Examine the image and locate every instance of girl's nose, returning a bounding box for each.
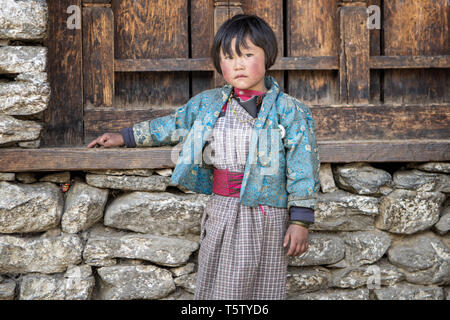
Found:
[233,57,245,69]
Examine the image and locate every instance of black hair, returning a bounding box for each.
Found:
[210,14,278,75]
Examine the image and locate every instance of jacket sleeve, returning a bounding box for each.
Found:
[131,92,203,147]
[281,96,321,211]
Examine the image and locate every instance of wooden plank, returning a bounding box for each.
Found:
[42,0,83,147]
[115,58,214,72]
[384,0,450,103]
[1,140,449,172]
[191,0,215,96]
[112,0,189,108]
[371,55,450,69]
[313,104,450,141]
[82,103,450,142]
[287,0,340,104]
[368,0,382,104]
[82,6,114,108]
[114,56,339,72]
[339,4,370,104]
[241,0,285,90]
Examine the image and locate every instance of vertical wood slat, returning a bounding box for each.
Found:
[82,6,114,108]
[42,0,83,147]
[287,0,339,104]
[338,2,370,104]
[191,0,215,96]
[368,0,381,103]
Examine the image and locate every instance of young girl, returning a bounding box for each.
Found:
[87,14,320,300]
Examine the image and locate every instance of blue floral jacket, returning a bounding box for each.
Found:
[131,76,320,212]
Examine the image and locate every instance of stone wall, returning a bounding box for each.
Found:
[0,162,448,300]
[0,0,49,148]
[0,0,448,300]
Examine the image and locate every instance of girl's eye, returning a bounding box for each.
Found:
[246,53,253,57]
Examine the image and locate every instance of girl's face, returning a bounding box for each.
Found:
[219,37,267,92]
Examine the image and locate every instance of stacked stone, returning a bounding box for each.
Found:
[0,163,448,300]
[0,0,49,148]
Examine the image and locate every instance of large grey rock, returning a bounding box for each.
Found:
[170,262,195,278]
[104,192,208,236]
[289,288,369,300]
[286,266,330,297]
[61,181,108,233]
[406,162,450,174]
[373,282,444,300]
[333,162,392,195]
[0,46,46,74]
[0,0,48,40]
[387,233,450,285]
[86,173,170,192]
[311,190,379,231]
[0,181,63,233]
[319,163,337,193]
[83,231,199,267]
[289,232,345,266]
[343,230,391,266]
[96,265,176,300]
[19,265,95,300]
[0,114,42,145]
[330,259,404,289]
[393,169,450,193]
[0,234,83,274]
[375,189,445,234]
[0,72,49,115]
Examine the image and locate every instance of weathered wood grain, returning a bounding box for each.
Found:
[42,0,83,147]
[82,6,114,108]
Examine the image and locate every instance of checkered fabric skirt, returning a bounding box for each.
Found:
[194,97,290,300]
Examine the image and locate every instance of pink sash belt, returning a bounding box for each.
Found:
[212,168,243,198]
[212,168,266,215]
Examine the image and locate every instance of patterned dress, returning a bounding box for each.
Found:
[194,92,290,300]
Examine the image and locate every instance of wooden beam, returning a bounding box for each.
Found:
[0,140,449,172]
[83,103,450,142]
[370,55,450,69]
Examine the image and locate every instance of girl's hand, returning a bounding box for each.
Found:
[283,224,309,256]
[87,133,125,148]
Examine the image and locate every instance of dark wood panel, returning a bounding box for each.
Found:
[287,0,339,104]
[42,0,83,147]
[112,0,189,107]
[82,6,114,108]
[371,56,450,69]
[384,0,450,103]
[1,140,449,172]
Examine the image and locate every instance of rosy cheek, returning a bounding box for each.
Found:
[248,60,265,78]
[220,62,232,82]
